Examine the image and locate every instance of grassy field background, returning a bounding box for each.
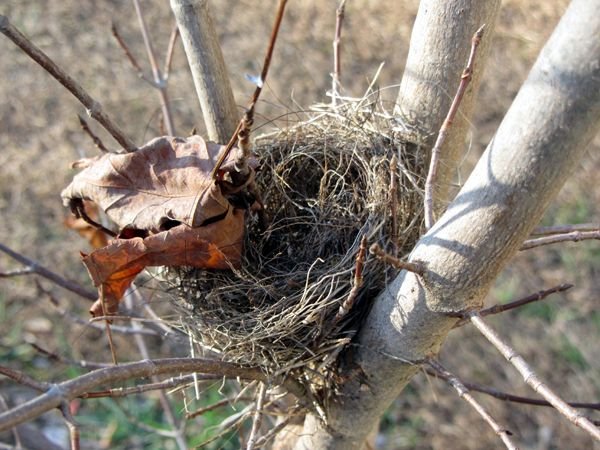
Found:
[0,0,598,449]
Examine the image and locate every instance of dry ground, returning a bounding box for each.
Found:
[0,1,598,449]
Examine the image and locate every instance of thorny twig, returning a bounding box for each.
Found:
[452,284,573,326]
[331,0,347,106]
[211,0,288,179]
[428,360,518,450]
[469,313,600,441]
[424,367,600,410]
[0,15,136,151]
[424,24,485,230]
[335,235,368,322]
[77,115,109,153]
[246,382,268,450]
[520,230,600,250]
[369,243,425,275]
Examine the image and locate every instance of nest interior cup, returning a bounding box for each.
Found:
[169,105,425,376]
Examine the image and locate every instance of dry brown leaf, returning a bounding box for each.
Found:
[62,135,246,232]
[62,135,255,317]
[85,209,244,317]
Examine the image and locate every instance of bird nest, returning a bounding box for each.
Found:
[167,100,426,378]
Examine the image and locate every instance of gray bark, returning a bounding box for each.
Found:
[170,0,238,143]
[296,0,600,447]
[395,0,501,217]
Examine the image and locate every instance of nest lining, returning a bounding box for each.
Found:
[167,103,426,375]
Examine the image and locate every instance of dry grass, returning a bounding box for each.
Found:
[0,0,598,449]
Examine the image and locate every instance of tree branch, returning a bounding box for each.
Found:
[0,358,267,432]
[169,0,238,143]
[470,313,600,440]
[0,15,136,152]
[295,0,600,446]
[520,230,600,250]
[427,360,518,450]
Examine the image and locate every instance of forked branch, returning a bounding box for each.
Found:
[428,360,518,450]
[0,15,136,152]
[470,313,600,441]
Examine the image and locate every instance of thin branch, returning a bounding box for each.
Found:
[531,223,600,236]
[163,24,180,81]
[335,235,368,322]
[0,365,49,392]
[423,367,600,410]
[331,0,347,106]
[111,23,154,85]
[186,395,251,420]
[452,284,573,325]
[77,115,109,153]
[369,243,425,275]
[0,268,34,278]
[0,15,136,151]
[0,243,97,301]
[0,358,268,432]
[132,0,175,135]
[246,382,267,450]
[520,230,600,250]
[424,24,486,230]
[0,395,22,449]
[124,290,187,450]
[211,0,288,179]
[428,360,518,450]
[389,154,399,254]
[470,313,600,441]
[253,406,303,448]
[60,404,81,450]
[82,374,217,398]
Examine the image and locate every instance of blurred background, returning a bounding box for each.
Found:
[0,0,598,448]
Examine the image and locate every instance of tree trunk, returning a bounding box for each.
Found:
[170,0,238,143]
[295,0,600,447]
[395,0,501,217]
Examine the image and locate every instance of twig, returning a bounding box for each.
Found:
[0,15,136,151]
[0,358,268,432]
[77,115,109,153]
[389,154,399,254]
[531,223,600,236]
[132,0,175,135]
[110,23,153,85]
[186,395,251,420]
[335,235,368,322]
[82,374,217,398]
[60,404,81,450]
[0,365,49,392]
[331,0,347,106]
[69,198,117,237]
[469,313,600,441]
[253,406,303,447]
[520,230,600,250]
[163,24,180,80]
[0,242,97,301]
[124,290,187,450]
[424,367,600,410]
[424,24,485,230]
[369,243,425,275]
[246,382,268,450]
[29,342,112,370]
[428,360,518,450]
[452,284,573,325]
[0,268,34,278]
[211,0,288,179]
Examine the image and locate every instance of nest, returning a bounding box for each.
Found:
[167,99,426,379]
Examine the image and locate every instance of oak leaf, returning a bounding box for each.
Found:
[61,135,254,317]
